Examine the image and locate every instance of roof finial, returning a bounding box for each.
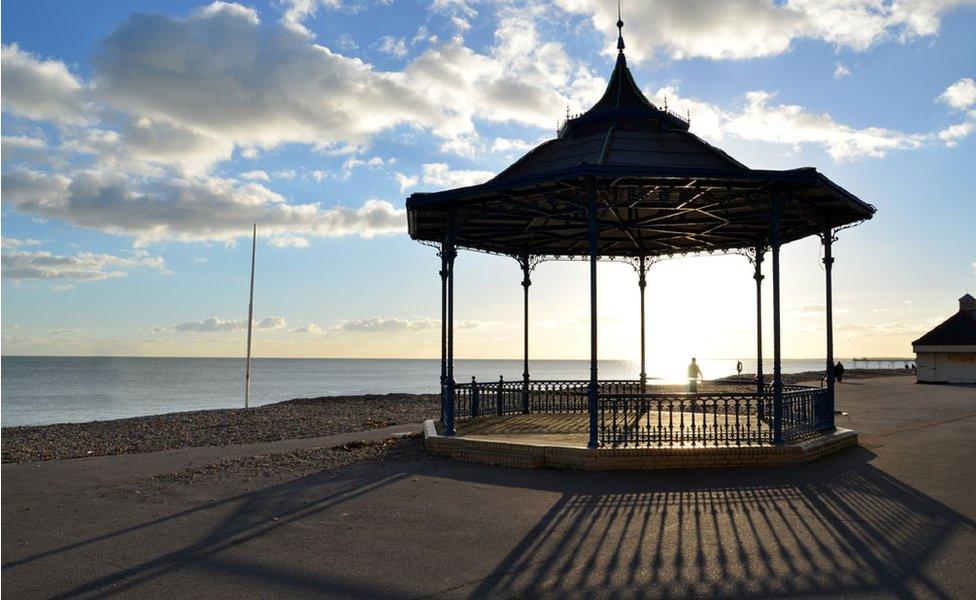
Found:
[616,1,625,54]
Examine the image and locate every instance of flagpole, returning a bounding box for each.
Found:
[245,223,256,409]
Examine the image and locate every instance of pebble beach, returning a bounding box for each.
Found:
[1,393,437,464]
[1,369,910,465]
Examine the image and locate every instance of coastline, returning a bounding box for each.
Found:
[1,393,437,464]
[1,369,912,464]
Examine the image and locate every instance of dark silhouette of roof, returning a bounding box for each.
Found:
[406,18,875,258]
[493,50,741,180]
[913,309,976,346]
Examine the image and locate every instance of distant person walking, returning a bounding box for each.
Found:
[687,357,703,392]
[736,360,743,377]
[834,361,845,383]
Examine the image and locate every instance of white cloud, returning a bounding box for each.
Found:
[278,0,343,36]
[653,86,727,141]
[430,0,479,32]
[267,235,311,248]
[394,172,420,192]
[240,170,271,181]
[1,134,48,163]
[3,1,601,252]
[938,121,975,147]
[1,167,406,244]
[292,323,324,334]
[555,0,976,62]
[836,321,925,338]
[490,137,536,154]
[195,1,260,24]
[403,4,600,137]
[92,6,448,152]
[170,315,286,333]
[660,86,936,161]
[8,0,968,258]
[119,117,234,175]
[1,44,89,124]
[376,36,408,58]
[2,247,167,282]
[411,25,437,46]
[335,316,484,332]
[57,118,234,177]
[258,316,288,329]
[273,169,297,180]
[336,317,440,333]
[725,91,926,160]
[938,77,976,110]
[1,238,43,249]
[335,33,358,52]
[834,63,851,79]
[420,162,493,190]
[340,156,391,178]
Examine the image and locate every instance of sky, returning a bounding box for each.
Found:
[1,0,975,367]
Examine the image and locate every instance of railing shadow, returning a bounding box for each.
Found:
[6,444,974,599]
[5,468,410,599]
[446,447,975,599]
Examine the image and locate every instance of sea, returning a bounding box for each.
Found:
[0,356,912,427]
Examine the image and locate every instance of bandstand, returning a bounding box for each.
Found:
[406,18,874,466]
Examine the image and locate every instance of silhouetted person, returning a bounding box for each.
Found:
[834,361,845,383]
[736,360,743,377]
[687,357,703,392]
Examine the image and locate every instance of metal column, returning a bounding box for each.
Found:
[770,199,784,445]
[754,246,765,395]
[638,256,647,393]
[443,214,458,436]
[823,229,836,429]
[439,246,448,424]
[587,181,599,449]
[520,254,531,414]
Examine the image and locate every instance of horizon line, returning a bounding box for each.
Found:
[0,354,916,361]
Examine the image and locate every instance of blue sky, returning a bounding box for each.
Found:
[2,0,974,365]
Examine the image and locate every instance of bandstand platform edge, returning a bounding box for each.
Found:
[423,418,858,471]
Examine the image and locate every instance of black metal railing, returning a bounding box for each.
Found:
[453,378,641,419]
[449,377,833,447]
[599,392,772,447]
[782,387,832,442]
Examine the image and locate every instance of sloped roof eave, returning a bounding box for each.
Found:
[912,312,976,346]
[406,163,876,218]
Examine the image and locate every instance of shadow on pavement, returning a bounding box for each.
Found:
[5,467,411,599]
[5,444,975,599]
[441,447,975,599]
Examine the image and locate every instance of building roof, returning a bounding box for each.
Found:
[406,19,875,259]
[913,310,976,346]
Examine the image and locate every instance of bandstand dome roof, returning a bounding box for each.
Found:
[406,21,875,259]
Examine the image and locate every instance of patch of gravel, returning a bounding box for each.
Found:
[2,393,437,464]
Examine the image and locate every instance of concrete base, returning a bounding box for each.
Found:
[423,419,858,470]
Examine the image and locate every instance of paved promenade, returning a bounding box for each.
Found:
[3,377,975,599]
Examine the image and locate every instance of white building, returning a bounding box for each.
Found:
[912,294,976,384]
